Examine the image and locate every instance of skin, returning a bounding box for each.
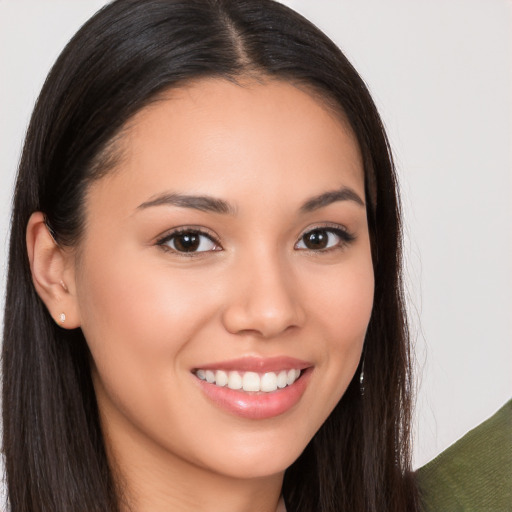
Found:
[27,79,374,512]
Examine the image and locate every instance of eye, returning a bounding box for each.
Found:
[157,229,220,254]
[295,227,354,251]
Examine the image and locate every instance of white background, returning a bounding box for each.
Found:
[0,0,510,470]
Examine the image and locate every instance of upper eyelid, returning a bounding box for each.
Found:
[155,228,222,257]
[294,224,355,251]
[297,222,352,238]
[156,226,220,244]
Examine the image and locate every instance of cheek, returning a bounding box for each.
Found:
[302,249,374,407]
[77,245,213,350]
[306,252,374,343]
[75,245,219,408]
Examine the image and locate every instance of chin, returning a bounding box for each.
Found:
[211,454,297,480]
[196,429,310,480]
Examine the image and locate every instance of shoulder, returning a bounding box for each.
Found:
[416,400,512,511]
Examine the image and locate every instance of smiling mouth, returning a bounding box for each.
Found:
[194,369,302,393]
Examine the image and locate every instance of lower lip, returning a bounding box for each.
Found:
[196,368,312,420]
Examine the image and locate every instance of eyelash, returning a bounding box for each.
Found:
[295,225,355,253]
[156,224,355,256]
[156,228,221,256]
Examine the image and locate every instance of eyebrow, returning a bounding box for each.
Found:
[299,187,365,213]
[137,186,365,215]
[137,193,236,215]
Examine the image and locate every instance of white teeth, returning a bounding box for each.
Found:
[242,371,260,391]
[227,371,242,390]
[260,372,278,392]
[215,370,228,387]
[277,370,288,389]
[196,368,302,392]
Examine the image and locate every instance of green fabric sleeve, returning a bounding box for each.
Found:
[416,399,512,511]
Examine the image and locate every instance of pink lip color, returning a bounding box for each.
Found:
[193,357,313,420]
[194,355,311,373]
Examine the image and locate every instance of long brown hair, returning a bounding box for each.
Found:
[3,1,418,510]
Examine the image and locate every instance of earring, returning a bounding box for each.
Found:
[359,358,365,396]
[59,313,66,325]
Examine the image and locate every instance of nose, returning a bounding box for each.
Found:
[221,252,305,339]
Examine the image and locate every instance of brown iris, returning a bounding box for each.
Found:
[302,229,329,250]
[173,231,201,252]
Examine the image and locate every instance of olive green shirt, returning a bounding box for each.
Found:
[416,400,512,511]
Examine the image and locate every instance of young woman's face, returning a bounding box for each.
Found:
[73,79,374,481]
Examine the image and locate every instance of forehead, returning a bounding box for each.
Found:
[88,78,364,215]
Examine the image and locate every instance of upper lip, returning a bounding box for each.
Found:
[193,356,312,373]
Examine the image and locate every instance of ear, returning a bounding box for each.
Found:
[26,212,81,329]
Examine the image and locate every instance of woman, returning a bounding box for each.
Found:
[2,1,418,511]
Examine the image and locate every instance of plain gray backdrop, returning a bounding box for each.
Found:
[0,0,510,471]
